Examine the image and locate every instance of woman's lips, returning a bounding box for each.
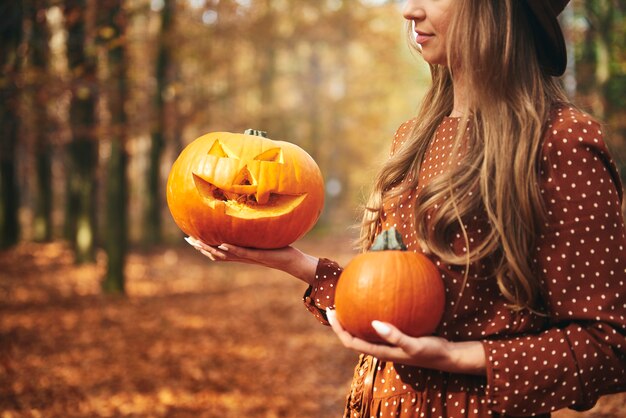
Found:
[415,32,433,44]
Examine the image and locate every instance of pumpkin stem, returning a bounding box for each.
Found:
[244,129,268,138]
[370,227,407,251]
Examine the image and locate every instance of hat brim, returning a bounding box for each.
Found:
[525,0,567,76]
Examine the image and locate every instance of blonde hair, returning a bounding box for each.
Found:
[359,0,569,312]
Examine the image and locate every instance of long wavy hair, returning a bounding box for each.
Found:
[359,0,569,312]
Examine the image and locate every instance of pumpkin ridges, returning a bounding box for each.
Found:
[335,231,446,344]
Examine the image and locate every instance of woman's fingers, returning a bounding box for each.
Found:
[371,320,413,351]
[184,237,262,263]
[219,243,250,260]
[326,309,372,351]
[183,237,301,273]
[326,309,358,346]
[326,309,411,361]
[185,236,227,260]
[199,248,216,261]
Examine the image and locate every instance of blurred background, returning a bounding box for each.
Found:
[0,0,624,417]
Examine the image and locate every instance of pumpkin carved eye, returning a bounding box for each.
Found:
[254,147,283,163]
[207,139,234,158]
[193,140,301,208]
[208,139,283,163]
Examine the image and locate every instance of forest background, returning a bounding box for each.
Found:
[1,0,625,417]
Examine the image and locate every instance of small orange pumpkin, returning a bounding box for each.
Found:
[334,228,445,343]
[166,129,324,249]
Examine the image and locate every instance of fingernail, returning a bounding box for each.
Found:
[217,244,229,251]
[201,250,216,261]
[371,320,391,337]
[326,308,336,322]
[185,238,203,251]
[185,237,201,250]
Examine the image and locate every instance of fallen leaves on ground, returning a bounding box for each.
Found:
[0,236,357,418]
[0,237,623,417]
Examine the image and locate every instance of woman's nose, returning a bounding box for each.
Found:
[402,0,426,21]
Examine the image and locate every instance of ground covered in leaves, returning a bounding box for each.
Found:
[1,236,624,417]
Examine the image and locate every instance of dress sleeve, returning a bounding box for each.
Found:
[483,111,626,416]
[303,258,343,325]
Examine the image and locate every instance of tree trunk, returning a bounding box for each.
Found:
[103,139,127,293]
[306,44,322,165]
[30,0,53,242]
[0,1,24,249]
[324,2,351,225]
[257,0,276,134]
[99,0,129,293]
[145,0,175,245]
[580,0,626,185]
[63,0,98,264]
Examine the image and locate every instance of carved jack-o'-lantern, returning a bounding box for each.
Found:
[166,129,325,249]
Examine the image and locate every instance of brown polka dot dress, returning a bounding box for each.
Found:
[303,104,626,417]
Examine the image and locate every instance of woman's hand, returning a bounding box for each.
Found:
[326,309,486,376]
[184,236,319,285]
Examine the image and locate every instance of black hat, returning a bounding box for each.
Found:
[525,0,571,76]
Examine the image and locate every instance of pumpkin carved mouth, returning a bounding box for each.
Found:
[192,173,307,219]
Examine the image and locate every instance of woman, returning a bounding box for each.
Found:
[186,0,626,416]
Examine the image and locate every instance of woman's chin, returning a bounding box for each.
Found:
[420,51,447,66]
